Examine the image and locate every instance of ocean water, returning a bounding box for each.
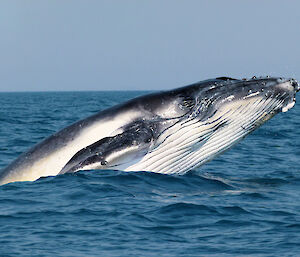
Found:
[0,91,299,257]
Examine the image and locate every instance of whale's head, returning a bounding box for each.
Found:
[137,76,299,174]
[187,76,299,126]
[193,76,298,117]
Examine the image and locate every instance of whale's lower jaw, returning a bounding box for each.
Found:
[124,96,289,174]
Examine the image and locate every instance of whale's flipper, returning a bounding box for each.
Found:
[59,121,155,174]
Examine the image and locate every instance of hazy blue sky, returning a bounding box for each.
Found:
[0,0,299,91]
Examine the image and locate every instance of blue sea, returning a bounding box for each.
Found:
[0,91,299,257]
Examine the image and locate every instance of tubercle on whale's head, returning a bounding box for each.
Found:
[243,77,298,114]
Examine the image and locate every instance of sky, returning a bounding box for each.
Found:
[0,0,299,91]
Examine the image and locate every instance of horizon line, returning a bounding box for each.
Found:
[0,89,155,93]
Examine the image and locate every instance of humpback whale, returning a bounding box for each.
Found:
[0,77,298,185]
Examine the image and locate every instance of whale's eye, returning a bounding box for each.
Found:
[179,95,195,110]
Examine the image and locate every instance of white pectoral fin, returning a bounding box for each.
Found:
[59,122,154,174]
